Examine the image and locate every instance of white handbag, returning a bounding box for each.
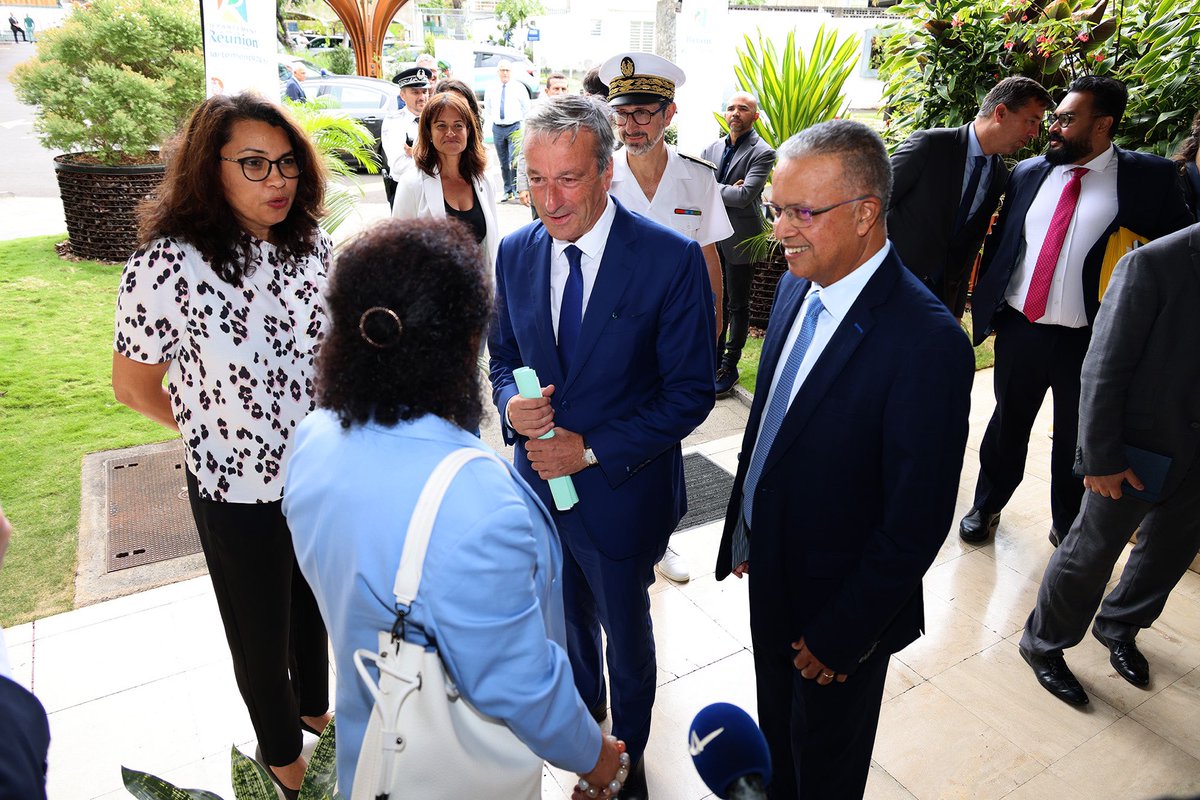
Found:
[350,448,544,800]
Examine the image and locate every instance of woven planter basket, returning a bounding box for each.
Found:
[54,154,165,262]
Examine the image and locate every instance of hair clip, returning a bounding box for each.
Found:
[359,306,402,348]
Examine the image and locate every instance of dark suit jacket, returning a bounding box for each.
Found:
[887,125,1007,317]
[714,248,974,674]
[970,147,1192,345]
[1075,223,1200,498]
[0,676,49,800]
[489,199,716,560]
[701,131,777,264]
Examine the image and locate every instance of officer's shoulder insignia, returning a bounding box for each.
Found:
[679,152,717,171]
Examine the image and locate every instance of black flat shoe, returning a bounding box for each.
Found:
[1093,629,1150,687]
[1020,645,1088,706]
[254,745,300,800]
[959,508,1001,543]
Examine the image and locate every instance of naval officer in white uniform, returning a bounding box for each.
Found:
[600,51,732,585]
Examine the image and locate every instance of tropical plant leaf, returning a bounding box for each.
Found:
[230,746,278,800]
[283,100,378,234]
[120,766,223,800]
[298,716,340,800]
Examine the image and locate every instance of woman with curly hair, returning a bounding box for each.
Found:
[391,90,500,272]
[284,218,628,799]
[111,92,331,799]
[1171,110,1200,222]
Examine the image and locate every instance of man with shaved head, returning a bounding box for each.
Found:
[703,92,776,395]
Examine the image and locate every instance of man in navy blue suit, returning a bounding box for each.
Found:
[960,75,1192,547]
[715,121,974,799]
[489,94,716,799]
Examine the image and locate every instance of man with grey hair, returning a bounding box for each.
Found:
[716,120,973,798]
[888,76,1053,317]
[484,59,531,200]
[489,94,716,799]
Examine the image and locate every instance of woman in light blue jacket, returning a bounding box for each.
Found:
[283,218,624,798]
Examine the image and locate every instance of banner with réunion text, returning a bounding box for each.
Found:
[200,0,279,99]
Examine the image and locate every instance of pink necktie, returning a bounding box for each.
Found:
[1024,167,1084,322]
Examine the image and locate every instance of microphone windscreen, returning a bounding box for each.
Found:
[688,702,772,798]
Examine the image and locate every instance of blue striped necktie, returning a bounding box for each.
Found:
[741,293,825,527]
[558,244,583,372]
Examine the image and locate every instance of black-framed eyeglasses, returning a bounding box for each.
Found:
[1045,112,1092,129]
[612,102,670,126]
[220,155,302,182]
[762,194,877,227]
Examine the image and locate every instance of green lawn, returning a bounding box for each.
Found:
[0,235,173,626]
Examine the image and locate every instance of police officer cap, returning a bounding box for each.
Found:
[598,52,686,107]
[393,66,433,89]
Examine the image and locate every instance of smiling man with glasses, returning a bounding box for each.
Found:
[715,119,974,800]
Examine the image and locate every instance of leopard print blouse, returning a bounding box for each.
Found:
[114,234,331,503]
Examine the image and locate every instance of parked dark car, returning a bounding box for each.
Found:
[304,75,400,169]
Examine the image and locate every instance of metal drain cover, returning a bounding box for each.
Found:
[105,443,201,572]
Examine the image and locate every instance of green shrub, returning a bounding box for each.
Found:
[326,45,356,75]
[11,0,203,165]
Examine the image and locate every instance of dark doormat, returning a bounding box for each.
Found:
[677,452,734,532]
[106,443,200,572]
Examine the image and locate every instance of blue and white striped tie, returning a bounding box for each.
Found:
[741,293,825,527]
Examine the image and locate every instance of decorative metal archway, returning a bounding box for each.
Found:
[322,0,409,79]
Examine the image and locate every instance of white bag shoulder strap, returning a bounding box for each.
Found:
[391,447,505,608]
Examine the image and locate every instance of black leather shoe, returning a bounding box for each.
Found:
[588,697,608,724]
[715,365,739,395]
[959,508,1001,543]
[1020,645,1088,706]
[1093,629,1150,687]
[1048,526,1063,547]
[622,758,649,800]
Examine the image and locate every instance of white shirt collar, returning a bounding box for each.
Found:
[551,195,616,260]
[1065,143,1116,175]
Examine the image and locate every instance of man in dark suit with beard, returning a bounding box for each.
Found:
[960,75,1192,547]
[887,76,1052,318]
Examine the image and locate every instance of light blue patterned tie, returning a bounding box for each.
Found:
[741,293,825,527]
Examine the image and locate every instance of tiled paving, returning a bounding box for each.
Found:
[10,370,1200,799]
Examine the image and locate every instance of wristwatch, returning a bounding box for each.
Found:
[582,447,598,467]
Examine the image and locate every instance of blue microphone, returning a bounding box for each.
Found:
[688,703,771,799]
